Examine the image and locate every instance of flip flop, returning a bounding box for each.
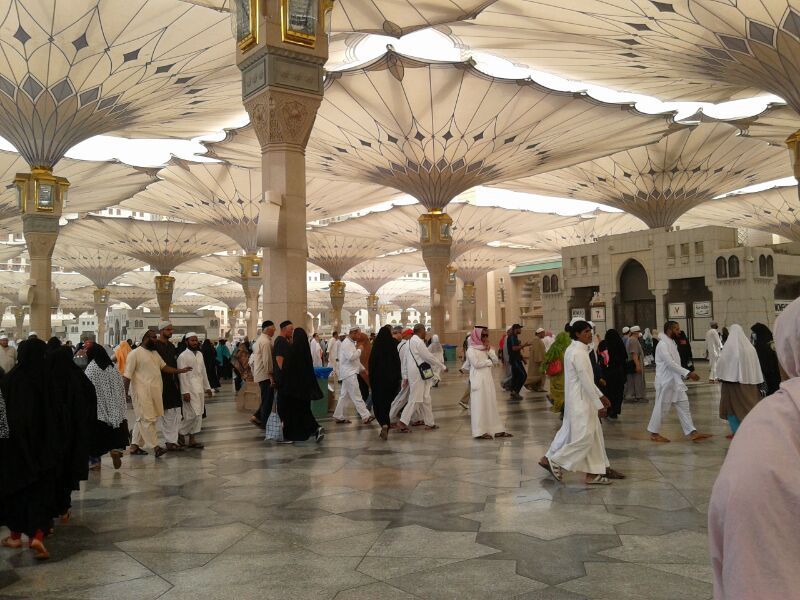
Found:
[606,468,626,480]
[549,460,564,482]
[334,419,352,424]
[494,432,513,438]
[129,447,148,456]
[538,460,555,477]
[477,433,493,439]
[424,424,440,431]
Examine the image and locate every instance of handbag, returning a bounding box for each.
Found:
[264,411,283,442]
[410,343,434,380]
[545,358,562,377]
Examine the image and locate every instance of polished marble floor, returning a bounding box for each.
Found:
[0,364,728,599]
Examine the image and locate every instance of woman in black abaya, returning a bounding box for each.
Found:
[601,329,628,419]
[751,323,782,396]
[46,343,97,523]
[202,339,221,390]
[280,328,324,443]
[368,325,402,440]
[0,339,60,559]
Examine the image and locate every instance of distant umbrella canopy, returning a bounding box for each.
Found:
[453,245,554,283]
[0,0,243,168]
[682,184,800,242]
[51,248,146,289]
[306,231,408,280]
[309,49,683,211]
[496,122,792,229]
[319,202,580,260]
[344,254,426,295]
[59,216,236,275]
[440,0,800,108]
[123,161,262,254]
[105,285,155,310]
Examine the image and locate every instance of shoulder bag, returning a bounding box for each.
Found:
[409,343,434,380]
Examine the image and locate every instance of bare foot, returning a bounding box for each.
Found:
[29,539,49,560]
[650,433,671,443]
[690,432,713,442]
[1,536,21,549]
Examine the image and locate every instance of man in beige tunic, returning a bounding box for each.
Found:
[124,329,191,457]
[525,328,547,392]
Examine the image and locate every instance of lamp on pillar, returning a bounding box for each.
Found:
[462,281,477,328]
[786,130,800,182]
[418,211,452,336]
[366,293,379,332]
[154,275,176,321]
[12,306,26,338]
[15,169,69,338]
[329,280,346,332]
[235,0,333,327]
[239,254,262,339]
[93,288,111,345]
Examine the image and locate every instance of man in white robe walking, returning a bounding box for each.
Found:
[178,333,212,449]
[705,322,723,383]
[539,320,613,485]
[333,326,372,424]
[398,324,446,432]
[389,328,413,424]
[648,320,712,443]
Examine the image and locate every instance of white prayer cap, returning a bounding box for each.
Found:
[630,325,641,333]
[535,327,545,334]
[28,331,38,338]
[622,326,630,334]
[348,325,360,333]
[0,334,7,340]
[158,320,172,330]
[185,332,199,339]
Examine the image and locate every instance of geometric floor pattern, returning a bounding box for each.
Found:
[0,364,725,599]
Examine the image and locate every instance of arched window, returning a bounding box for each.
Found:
[759,254,767,277]
[728,255,740,278]
[542,276,550,293]
[716,257,728,279]
[551,274,559,292]
[767,255,774,277]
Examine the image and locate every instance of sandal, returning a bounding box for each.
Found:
[549,460,564,482]
[411,420,425,427]
[362,416,375,425]
[585,474,612,485]
[29,539,49,560]
[379,426,389,441]
[396,423,412,433]
[129,446,148,456]
[110,450,123,470]
[494,432,513,438]
[187,441,205,449]
[334,419,352,424]
[424,424,439,431]
[538,459,555,477]
[649,433,671,443]
[605,468,626,480]
[477,433,493,440]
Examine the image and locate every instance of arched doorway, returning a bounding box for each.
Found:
[615,260,655,328]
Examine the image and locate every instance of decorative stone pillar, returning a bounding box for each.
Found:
[93,288,111,345]
[239,254,262,339]
[366,294,379,332]
[462,281,477,329]
[12,306,25,338]
[228,309,238,336]
[654,288,668,333]
[236,0,332,327]
[329,280,346,332]
[154,275,175,321]
[15,168,68,339]
[313,315,321,333]
[418,211,453,335]
[400,308,409,326]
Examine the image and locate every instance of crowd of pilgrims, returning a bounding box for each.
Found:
[0,304,788,560]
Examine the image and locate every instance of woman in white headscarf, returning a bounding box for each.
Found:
[464,327,511,440]
[428,334,445,387]
[709,298,800,600]
[715,324,763,436]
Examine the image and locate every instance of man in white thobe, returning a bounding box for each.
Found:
[399,324,446,431]
[333,326,372,424]
[389,328,413,423]
[648,320,711,443]
[310,333,323,368]
[251,320,275,427]
[705,322,723,383]
[0,334,16,373]
[541,321,612,484]
[178,333,212,448]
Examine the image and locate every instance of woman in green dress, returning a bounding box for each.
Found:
[542,331,571,415]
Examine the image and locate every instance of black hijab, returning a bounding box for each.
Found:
[368,325,402,397]
[752,322,781,394]
[87,343,113,370]
[282,328,323,400]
